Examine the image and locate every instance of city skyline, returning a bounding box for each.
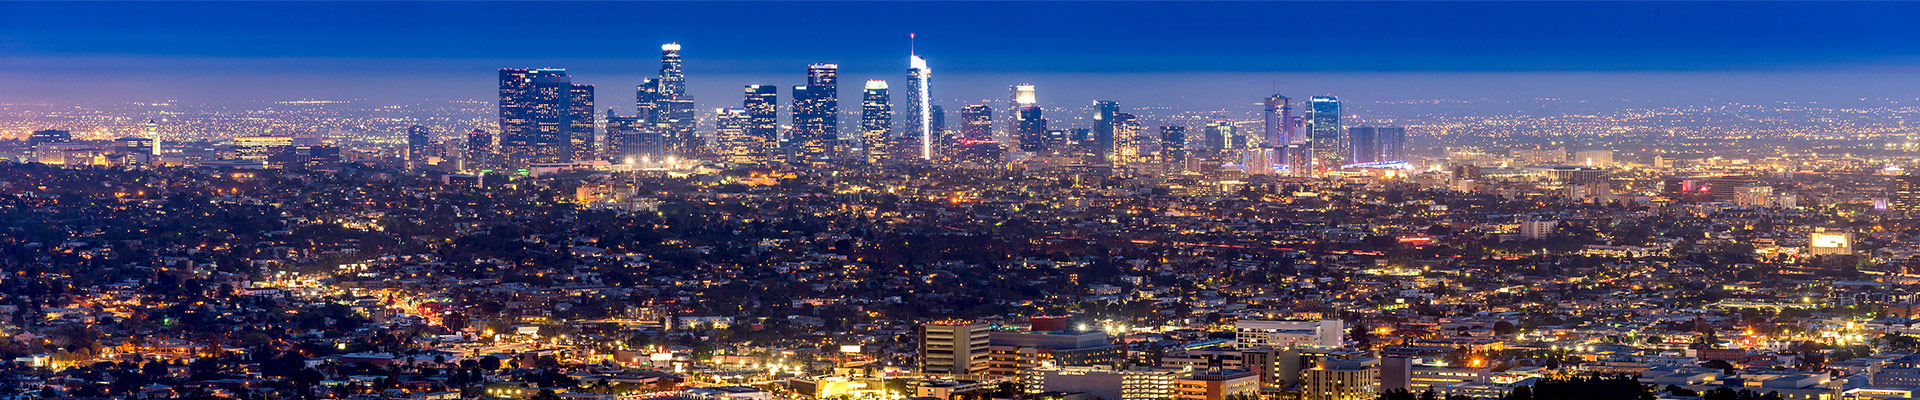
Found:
[5,2,1920,112]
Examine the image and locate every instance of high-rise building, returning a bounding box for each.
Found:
[1263,95,1292,148]
[1234,319,1344,349]
[658,43,685,99]
[1308,96,1342,170]
[466,128,493,170]
[744,85,779,158]
[1202,121,1233,153]
[1892,175,1920,214]
[499,68,590,165]
[860,80,892,161]
[714,108,752,162]
[568,84,596,162]
[1093,101,1120,160]
[1111,113,1141,166]
[905,53,935,160]
[1159,126,1188,161]
[604,109,651,162]
[1303,358,1381,400]
[1007,84,1048,154]
[1378,126,1407,163]
[921,321,991,377]
[960,104,993,142]
[790,64,839,163]
[406,125,430,168]
[636,77,662,125]
[142,119,161,158]
[1347,126,1378,164]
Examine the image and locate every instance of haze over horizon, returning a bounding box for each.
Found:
[5,1,1920,115]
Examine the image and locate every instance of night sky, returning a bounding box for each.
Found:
[4,1,1920,112]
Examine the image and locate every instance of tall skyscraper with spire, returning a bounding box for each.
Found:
[636,43,696,156]
[860,80,892,161]
[904,34,935,160]
[791,63,839,163]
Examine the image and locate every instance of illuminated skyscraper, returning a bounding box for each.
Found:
[568,84,595,162]
[1308,95,1342,170]
[142,119,161,158]
[466,128,493,171]
[604,109,650,162]
[1092,101,1120,160]
[1263,95,1292,148]
[499,68,589,165]
[905,48,935,160]
[743,85,779,159]
[658,43,685,99]
[1009,84,1048,154]
[714,108,753,162]
[1111,112,1141,166]
[1201,120,1233,153]
[1347,126,1379,164]
[1159,125,1187,161]
[791,64,839,163]
[860,80,892,161]
[636,78,662,125]
[957,104,1000,162]
[406,124,430,168]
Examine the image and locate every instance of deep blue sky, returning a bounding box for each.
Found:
[3,1,1920,113]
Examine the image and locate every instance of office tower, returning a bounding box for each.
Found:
[466,129,493,170]
[744,85,779,157]
[714,108,752,162]
[790,64,839,163]
[1347,126,1379,164]
[1159,125,1187,161]
[1016,106,1048,154]
[930,105,946,138]
[1202,121,1233,153]
[604,109,649,162]
[499,68,587,165]
[1010,84,1048,154]
[905,53,934,160]
[1377,126,1407,163]
[920,321,991,377]
[1263,95,1292,148]
[406,125,430,168]
[568,84,595,162]
[1308,95,1342,170]
[113,137,155,165]
[658,43,685,99]
[1111,113,1141,166]
[29,129,71,146]
[860,80,892,160]
[636,78,662,125]
[960,104,993,142]
[1234,319,1345,348]
[1893,175,1920,214]
[142,119,161,157]
[1092,101,1119,159]
[986,330,1122,376]
[957,104,999,162]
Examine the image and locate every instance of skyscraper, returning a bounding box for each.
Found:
[1009,84,1048,154]
[1201,121,1233,153]
[568,84,595,162]
[636,78,662,125]
[499,68,589,165]
[466,128,493,171]
[714,108,752,162]
[1092,101,1119,160]
[406,125,430,168]
[905,52,934,160]
[604,109,650,162]
[1111,113,1142,166]
[658,43,685,99]
[1344,126,1407,165]
[1159,126,1188,161]
[791,64,839,163]
[142,119,161,158]
[744,85,779,158]
[860,80,892,161]
[1263,95,1292,148]
[1308,95,1342,170]
[959,104,993,142]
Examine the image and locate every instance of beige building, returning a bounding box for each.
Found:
[1303,358,1379,400]
[920,321,991,377]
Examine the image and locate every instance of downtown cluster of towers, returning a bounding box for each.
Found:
[467,41,1407,175]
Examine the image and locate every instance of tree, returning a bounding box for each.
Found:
[478,356,501,371]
